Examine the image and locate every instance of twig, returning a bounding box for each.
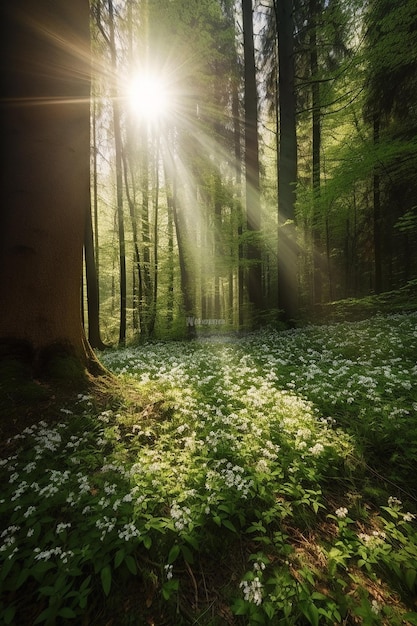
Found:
[185,561,199,610]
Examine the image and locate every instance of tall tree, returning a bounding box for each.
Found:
[242,0,263,322]
[0,0,101,377]
[364,0,417,292]
[107,0,127,345]
[275,0,299,321]
[84,202,107,350]
[309,0,323,304]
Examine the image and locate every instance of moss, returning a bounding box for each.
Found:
[0,356,50,424]
[0,341,90,426]
[42,353,87,384]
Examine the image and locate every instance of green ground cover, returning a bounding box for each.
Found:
[1,313,417,624]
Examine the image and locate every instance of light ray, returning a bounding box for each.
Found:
[127,72,171,124]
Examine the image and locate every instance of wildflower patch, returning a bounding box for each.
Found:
[1,313,417,624]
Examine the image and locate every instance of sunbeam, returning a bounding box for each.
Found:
[127,71,171,124]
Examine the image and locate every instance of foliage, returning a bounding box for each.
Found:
[88,0,417,336]
[1,313,417,624]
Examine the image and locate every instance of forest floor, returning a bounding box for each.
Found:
[1,312,417,625]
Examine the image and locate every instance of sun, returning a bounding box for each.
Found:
[127,72,170,123]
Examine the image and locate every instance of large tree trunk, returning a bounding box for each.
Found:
[275,0,299,323]
[0,0,101,377]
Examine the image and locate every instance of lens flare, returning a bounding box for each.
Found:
[127,73,170,122]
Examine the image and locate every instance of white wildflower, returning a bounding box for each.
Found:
[170,501,192,532]
[388,496,402,508]
[56,522,71,534]
[309,442,324,456]
[240,577,263,605]
[118,522,140,541]
[256,459,269,473]
[371,599,381,615]
[23,506,36,519]
[23,462,36,473]
[253,561,266,572]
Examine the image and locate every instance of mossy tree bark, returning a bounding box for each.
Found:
[0,0,104,379]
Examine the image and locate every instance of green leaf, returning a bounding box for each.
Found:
[247,523,266,534]
[180,544,194,564]
[0,558,15,582]
[232,599,249,615]
[2,606,16,625]
[300,601,319,626]
[31,561,56,580]
[405,569,416,591]
[34,608,56,625]
[39,586,56,597]
[58,608,76,619]
[264,602,276,619]
[168,544,181,564]
[403,613,417,625]
[311,592,327,601]
[312,501,324,513]
[100,565,112,596]
[162,578,179,600]
[143,534,152,549]
[114,548,125,569]
[222,519,237,532]
[125,555,137,575]
[183,534,199,549]
[251,611,265,624]
[80,575,92,592]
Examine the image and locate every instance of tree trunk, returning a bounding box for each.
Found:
[0,0,102,377]
[309,0,324,305]
[166,184,175,329]
[148,135,160,338]
[213,172,223,320]
[275,0,299,322]
[170,172,196,339]
[121,146,143,339]
[92,95,101,281]
[141,127,153,336]
[108,0,127,346]
[231,25,244,329]
[242,0,263,324]
[373,113,383,294]
[84,202,107,350]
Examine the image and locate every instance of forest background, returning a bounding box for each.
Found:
[86,0,417,347]
[84,0,417,347]
[1,2,417,623]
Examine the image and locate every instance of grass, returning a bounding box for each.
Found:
[1,312,417,625]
